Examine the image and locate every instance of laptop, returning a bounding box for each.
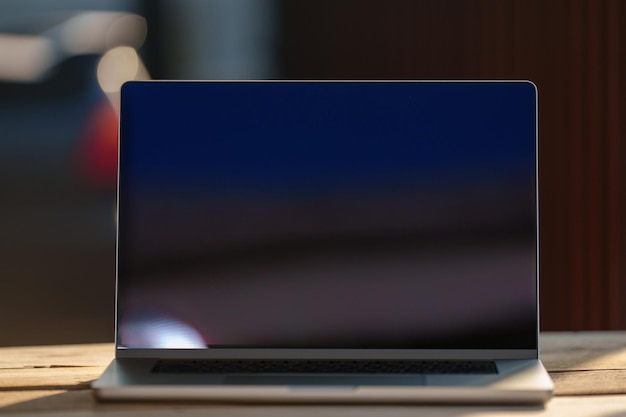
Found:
[92,80,553,404]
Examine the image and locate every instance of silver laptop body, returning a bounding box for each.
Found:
[93,80,553,404]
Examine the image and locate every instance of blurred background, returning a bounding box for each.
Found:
[1,0,624,346]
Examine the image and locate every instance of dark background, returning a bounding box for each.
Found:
[1,0,624,346]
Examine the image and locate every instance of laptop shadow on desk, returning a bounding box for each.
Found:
[1,389,547,416]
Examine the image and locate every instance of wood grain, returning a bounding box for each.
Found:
[540,331,626,371]
[0,343,112,369]
[1,333,626,414]
[2,394,626,417]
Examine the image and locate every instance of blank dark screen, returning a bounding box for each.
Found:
[117,81,537,349]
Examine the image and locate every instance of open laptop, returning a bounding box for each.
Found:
[92,80,553,404]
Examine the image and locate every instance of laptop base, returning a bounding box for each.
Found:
[93,358,553,404]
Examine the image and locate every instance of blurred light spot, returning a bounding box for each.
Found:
[0,34,55,81]
[106,14,147,51]
[121,312,207,348]
[61,12,147,54]
[97,46,148,93]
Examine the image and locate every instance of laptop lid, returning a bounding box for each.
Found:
[115,80,538,360]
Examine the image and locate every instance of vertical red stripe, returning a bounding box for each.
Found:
[568,0,587,329]
[606,0,621,329]
[585,0,606,329]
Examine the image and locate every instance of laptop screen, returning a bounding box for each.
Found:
[117,81,537,350]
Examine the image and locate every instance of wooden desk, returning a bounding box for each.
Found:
[1,332,626,416]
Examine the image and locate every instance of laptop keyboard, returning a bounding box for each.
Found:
[151,359,498,374]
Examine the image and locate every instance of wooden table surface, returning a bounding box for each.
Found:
[1,332,626,416]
